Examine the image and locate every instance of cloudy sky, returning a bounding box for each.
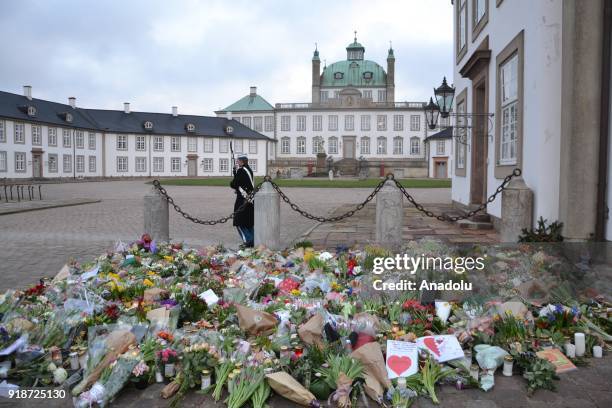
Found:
[0,0,452,115]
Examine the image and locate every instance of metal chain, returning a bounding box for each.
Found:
[392,168,522,222]
[266,176,390,222]
[152,178,266,225]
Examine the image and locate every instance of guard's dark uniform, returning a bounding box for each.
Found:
[230,165,255,244]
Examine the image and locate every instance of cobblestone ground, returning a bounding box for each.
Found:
[0,179,450,291]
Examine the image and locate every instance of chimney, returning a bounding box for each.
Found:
[250,86,257,96]
[68,97,76,108]
[124,102,130,114]
[23,85,32,100]
[172,106,178,117]
[227,111,233,121]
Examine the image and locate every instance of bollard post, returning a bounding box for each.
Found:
[254,181,281,250]
[143,185,170,242]
[501,177,533,242]
[376,180,403,250]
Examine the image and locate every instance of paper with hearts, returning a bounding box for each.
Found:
[416,335,464,363]
[386,340,418,379]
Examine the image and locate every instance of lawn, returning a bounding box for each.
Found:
[156,177,451,188]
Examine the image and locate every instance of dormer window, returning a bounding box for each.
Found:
[224,125,234,135]
[27,106,37,117]
[334,72,344,80]
[65,112,73,123]
[363,71,373,80]
[185,123,196,133]
[143,121,154,131]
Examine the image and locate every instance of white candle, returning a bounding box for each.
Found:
[565,343,576,358]
[155,370,164,383]
[574,333,585,357]
[397,377,406,390]
[502,356,514,377]
[593,345,603,358]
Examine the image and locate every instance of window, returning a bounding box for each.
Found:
[377,115,387,131]
[48,154,57,173]
[135,157,146,172]
[171,158,181,172]
[0,121,4,142]
[393,115,404,131]
[436,140,445,155]
[281,116,291,131]
[15,152,26,172]
[313,115,322,131]
[154,136,164,151]
[410,115,421,131]
[361,115,371,131]
[76,155,85,173]
[14,123,25,143]
[500,53,518,165]
[27,106,36,117]
[328,137,338,154]
[253,117,263,132]
[0,151,7,172]
[116,135,127,150]
[281,137,290,154]
[457,0,468,61]
[264,116,274,132]
[153,157,164,172]
[219,158,229,173]
[334,72,344,79]
[201,158,213,172]
[410,137,421,155]
[234,139,243,153]
[393,137,403,154]
[186,123,196,133]
[344,115,354,131]
[117,156,128,172]
[203,138,213,153]
[328,115,338,131]
[249,140,257,154]
[378,90,387,102]
[363,90,372,100]
[456,94,467,173]
[320,91,328,102]
[297,137,306,154]
[63,154,72,173]
[62,129,71,147]
[171,136,180,152]
[333,91,340,99]
[297,115,306,131]
[376,137,387,155]
[187,137,197,152]
[48,127,57,146]
[88,132,96,149]
[88,156,96,172]
[250,159,257,173]
[312,136,324,154]
[241,117,251,128]
[360,137,370,154]
[219,139,229,153]
[75,131,84,149]
[143,121,153,130]
[136,135,146,151]
[32,125,42,145]
[473,0,488,30]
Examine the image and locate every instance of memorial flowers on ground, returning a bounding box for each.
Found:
[0,235,609,406]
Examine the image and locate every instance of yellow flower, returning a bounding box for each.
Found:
[143,279,154,287]
[290,289,301,296]
[107,272,120,281]
[164,256,174,262]
[147,270,158,277]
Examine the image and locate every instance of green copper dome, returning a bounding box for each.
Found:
[321,59,387,87]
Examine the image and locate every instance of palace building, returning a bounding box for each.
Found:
[0,86,273,179]
[216,36,431,178]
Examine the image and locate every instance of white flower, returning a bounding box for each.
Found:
[353,266,362,275]
[53,367,68,384]
[318,252,333,261]
[47,363,57,372]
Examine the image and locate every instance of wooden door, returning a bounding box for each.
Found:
[343,138,355,159]
[187,158,197,176]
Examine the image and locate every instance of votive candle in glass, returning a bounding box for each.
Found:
[574,333,586,357]
[201,369,212,390]
[69,352,80,370]
[155,370,164,383]
[593,345,603,358]
[470,364,480,381]
[502,356,514,376]
[397,377,406,390]
[565,343,576,358]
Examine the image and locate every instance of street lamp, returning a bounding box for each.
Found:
[433,77,455,118]
[425,97,440,130]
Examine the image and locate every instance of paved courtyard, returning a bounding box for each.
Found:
[0,179,451,291]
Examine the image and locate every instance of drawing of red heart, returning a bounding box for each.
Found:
[423,337,442,357]
[387,355,412,376]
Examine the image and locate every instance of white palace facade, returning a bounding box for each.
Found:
[0,86,273,179]
[216,37,432,178]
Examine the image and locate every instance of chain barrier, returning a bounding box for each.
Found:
[152,168,521,226]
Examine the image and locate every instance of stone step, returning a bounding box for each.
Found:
[470,213,491,223]
[456,219,494,230]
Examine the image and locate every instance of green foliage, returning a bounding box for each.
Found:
[518,217,564,242]
[493,314,528,346]
[522,358,558,395]
[316,355,364,390]
[294,240,313,249]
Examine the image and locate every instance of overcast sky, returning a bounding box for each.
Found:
[0,0,452,115]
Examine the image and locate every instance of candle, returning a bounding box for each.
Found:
[164,363,175,378]
[502,356,514,376]
[593,345,603,358]
[155,370,164,383]
[201,369,212,390]
[574,333,586,357]
[470,364,479,381]
[565,343,576,358]
[397,377,406,390]
[69,352,80,370]
[294,345,304,358]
